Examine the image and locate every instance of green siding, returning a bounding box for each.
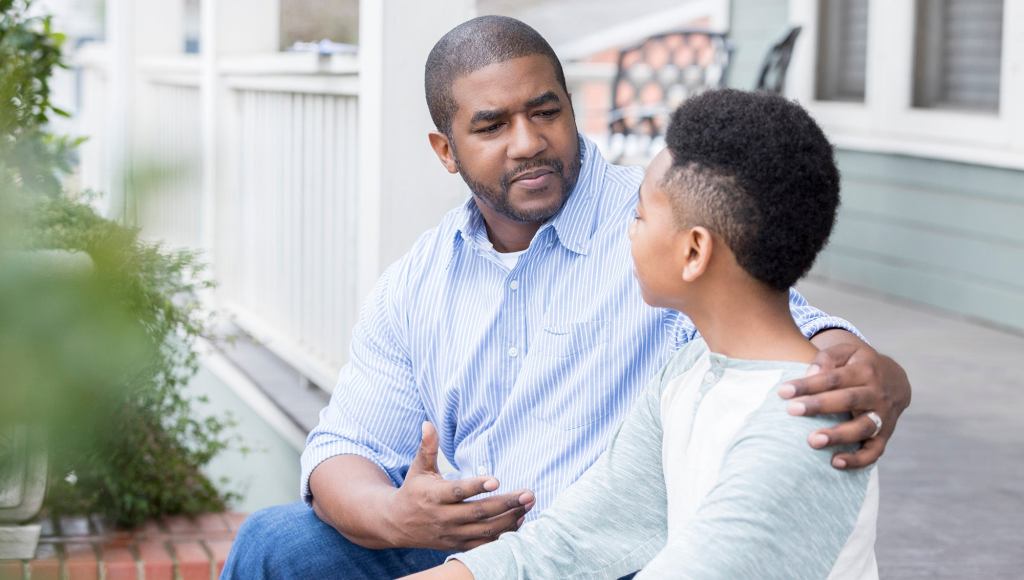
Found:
[727,0,791,90]
[727,1,1024,332]
[814,150,1024,333]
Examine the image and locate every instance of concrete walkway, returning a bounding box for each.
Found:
[797,277,1024,579]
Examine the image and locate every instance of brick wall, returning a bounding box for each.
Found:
[0,512,249,580]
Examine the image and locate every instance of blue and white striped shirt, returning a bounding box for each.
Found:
[301,137,858,515]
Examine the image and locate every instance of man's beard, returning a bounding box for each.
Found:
[454,138,583,224]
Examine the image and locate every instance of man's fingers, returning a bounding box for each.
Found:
[410,421,440,474]
[779,363,875,400]
[450,505,528,544]
[831,436,887,470]
[447,490,534,525]
[806,412,886,450]
[786,386,877,417]
[436,476,501,504]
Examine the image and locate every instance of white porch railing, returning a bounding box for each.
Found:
[134,57,203,250]
[73,51,361,391]
[216,58,360,388]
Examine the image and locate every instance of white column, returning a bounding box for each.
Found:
[198,0,279,261]
[101,0,132,221]
[357,0,476,298]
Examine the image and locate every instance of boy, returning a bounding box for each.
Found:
[406,89,879,579]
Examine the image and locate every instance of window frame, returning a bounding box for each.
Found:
[787,0,1024,170]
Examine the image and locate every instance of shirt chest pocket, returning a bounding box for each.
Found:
[527,320,613,429]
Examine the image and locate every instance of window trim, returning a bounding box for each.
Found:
[787,0,1024,170]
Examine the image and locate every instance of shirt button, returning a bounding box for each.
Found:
[476,465,488,476]
[508,346,519,358]
[509,279,520,290]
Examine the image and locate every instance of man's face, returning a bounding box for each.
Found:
[447,55,581,225]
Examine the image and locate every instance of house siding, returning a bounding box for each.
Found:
[815,150,1024,332]
[728,0,1024,332]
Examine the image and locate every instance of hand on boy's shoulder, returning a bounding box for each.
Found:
[777,338,911,471]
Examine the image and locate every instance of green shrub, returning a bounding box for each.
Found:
[1,0,237,527]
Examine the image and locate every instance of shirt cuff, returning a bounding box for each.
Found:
[299,437,396,504]
[798,315,869,345]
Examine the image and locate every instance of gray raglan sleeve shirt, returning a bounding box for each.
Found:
[451,348,873,579]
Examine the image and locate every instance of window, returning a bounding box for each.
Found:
[279,0,359,51]
[913,0,1004,112]
[788,0,1023,169]
[184,0,200,54]
[815,0,868,102]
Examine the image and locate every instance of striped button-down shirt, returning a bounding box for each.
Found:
[301,137,858,515]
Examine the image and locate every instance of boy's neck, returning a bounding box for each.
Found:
[683,278,818,364]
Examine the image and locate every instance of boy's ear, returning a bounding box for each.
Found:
[680,226,713,283]
[428,131,459,174]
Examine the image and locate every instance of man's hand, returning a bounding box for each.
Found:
[384,422,535,551]
[779,335,911,470]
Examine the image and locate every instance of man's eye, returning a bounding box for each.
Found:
[536,109,560,118]
[475,123,503,134]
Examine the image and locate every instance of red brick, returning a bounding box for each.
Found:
[28,543,60,580]
[196,513,230,534]
[0,560,23,580]
[171,541,211,580]
[163,516,199,535]
[224,513,249,534]
[100,544,137,580]
[136,540,174,580]
[63,542,98,580]
[204,539,233,578]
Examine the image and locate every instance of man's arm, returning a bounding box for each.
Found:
[311,425,532,551]
[786,290,912,469]
[304,263,529,550]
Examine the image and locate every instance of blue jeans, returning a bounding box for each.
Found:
[221,502,452,579]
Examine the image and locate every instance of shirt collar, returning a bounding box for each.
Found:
[451,135,606,257]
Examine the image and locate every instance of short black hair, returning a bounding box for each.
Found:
[662,89,840,291]
[425,15,569,136]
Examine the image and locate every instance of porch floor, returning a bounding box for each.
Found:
[797,277,1024,579]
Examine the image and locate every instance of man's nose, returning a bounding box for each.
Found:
[507,117,547,160]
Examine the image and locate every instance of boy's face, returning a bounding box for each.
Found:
[629,149,688,309]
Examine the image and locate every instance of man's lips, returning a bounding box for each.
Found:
[510,168,557,189]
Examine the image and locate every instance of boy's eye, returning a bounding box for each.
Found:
[632,209,641,221]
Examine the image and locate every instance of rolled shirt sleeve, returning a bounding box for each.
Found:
[300,260,425,503]
[789,287,867,342]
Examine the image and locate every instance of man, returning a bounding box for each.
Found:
[222,16,910,579]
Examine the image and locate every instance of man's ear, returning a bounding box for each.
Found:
[428,131,459,174]
[680,226,713,283]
